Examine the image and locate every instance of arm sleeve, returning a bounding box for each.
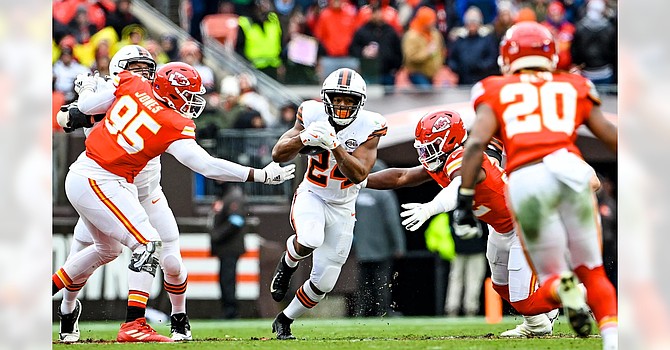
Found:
[78,88,116,115]
[429,176,461,214]
[166,139,251,182]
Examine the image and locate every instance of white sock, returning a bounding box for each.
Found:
[284,281,324,319]
[600,325,618,349]
[285,235,310,268]
[60,290,79,314]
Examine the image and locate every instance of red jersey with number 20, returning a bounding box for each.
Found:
[85,71,196,182]
[426,149,515,234]
[472,71,600,173]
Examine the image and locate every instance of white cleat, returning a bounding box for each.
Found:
[500,314,553,337]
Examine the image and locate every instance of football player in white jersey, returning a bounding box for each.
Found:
[269,68,387,339]
[54,46,294,342]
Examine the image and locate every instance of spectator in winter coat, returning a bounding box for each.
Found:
[350,4,403,92]
[447,6,498,85]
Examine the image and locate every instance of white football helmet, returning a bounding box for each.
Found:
[109,45,157,80]
[320,68,367,126]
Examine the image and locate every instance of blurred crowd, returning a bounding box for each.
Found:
[52,0,617,136]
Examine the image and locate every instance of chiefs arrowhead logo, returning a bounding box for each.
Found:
[431,116,451,133]
[168,72,190,87]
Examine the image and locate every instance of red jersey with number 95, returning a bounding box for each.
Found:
[85,71,196,182]
[471,71,600,173]
[427,150,515,234]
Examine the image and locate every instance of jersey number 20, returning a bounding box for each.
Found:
[106,95,161,154]
[500,81,577,138]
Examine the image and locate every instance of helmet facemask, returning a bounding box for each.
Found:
[415,137,447,172]
[177,85,207,119]
[323,91,364,126]
[123,59,157,80]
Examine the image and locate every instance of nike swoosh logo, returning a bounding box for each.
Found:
[310,133,319,138]
[270,274,279,293]
[151,198,161,204]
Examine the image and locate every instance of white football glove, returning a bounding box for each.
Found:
[74,72,99,94]
[400,202,441,231]
[255,162,296,185]
[299,121,328,147]
[314,122,340,150]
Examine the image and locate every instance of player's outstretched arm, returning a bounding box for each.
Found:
[400,176,462,231]
[166,139,295,184]
[585,105,617,153]
[272,119,306,163]
[366,165,431,190]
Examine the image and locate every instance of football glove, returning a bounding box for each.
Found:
[255,162,296,185]
[58,102,106,133]
[73,72,99,95]
[400,202,441,232]
[299,121,328,147]
[452,188,482,239]
[314,122,340,150]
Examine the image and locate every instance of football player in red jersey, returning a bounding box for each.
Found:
[52,62,295,342]
[365,110,563,336]
[454,22,617,349]
[55,45,197,342]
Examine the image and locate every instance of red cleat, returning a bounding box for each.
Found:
[117,317,174,342]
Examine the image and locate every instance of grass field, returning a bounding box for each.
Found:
[53,316,602,349]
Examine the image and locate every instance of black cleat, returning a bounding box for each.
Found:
[170,313,192,341]
[58,299,82,343]
[272,313,296,340]
[557,272,592,337]
[270,252,297,302]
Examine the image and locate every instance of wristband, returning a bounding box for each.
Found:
[252,168,266,183]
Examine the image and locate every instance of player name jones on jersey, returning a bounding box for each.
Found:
[135,91,164,114]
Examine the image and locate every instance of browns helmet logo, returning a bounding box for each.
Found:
[431,116,451,133]
[168,72,190,87]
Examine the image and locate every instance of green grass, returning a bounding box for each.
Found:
[53,316,602,349]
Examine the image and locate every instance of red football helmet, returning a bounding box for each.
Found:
[414,110,467,172]
[152,62,206,119]
[498,21,558,74]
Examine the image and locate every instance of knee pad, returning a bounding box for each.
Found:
[295,224,325,249]
[97,246,123,264]
[310,265,341,293]
[160,240,185,277]
[161,254,185,277]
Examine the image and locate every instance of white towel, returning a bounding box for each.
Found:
[542,149,595,192]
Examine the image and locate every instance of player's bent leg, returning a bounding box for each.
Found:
[561,187,616,340]
[118,243,173,343]
[271,235,311,302]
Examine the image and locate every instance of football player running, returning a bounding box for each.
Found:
[269,68,387,340]
[52,61,295,343]
[365,110,561,337]
[453,22,618,350]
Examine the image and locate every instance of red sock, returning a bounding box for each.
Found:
[574,265,617,328]
[511,282,562,315]
[492,283,511,304]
